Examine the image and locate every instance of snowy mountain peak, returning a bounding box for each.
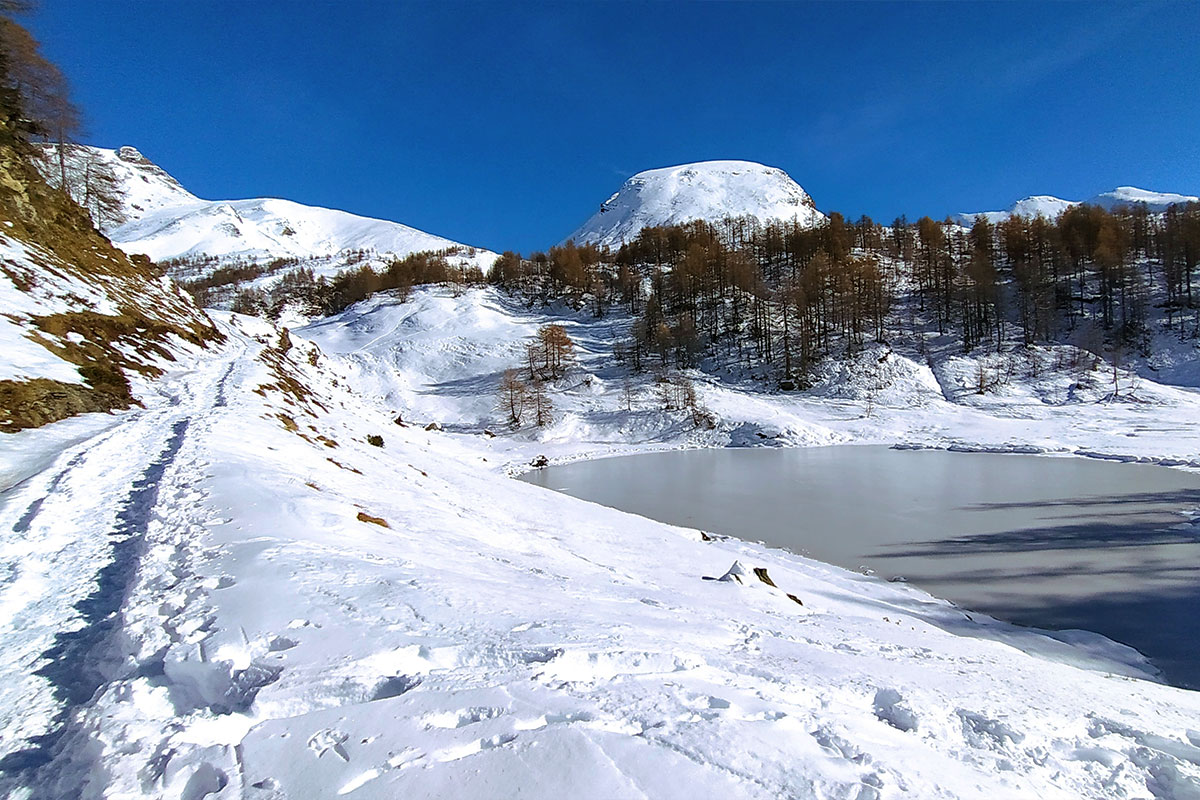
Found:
[568,160,825,248]
[952,195,1075,226]
[37,144,200,230]
[1085,186,1199,212]
[37,144,496,275]
[1010,195,1073,215]
[953,185,1197,226]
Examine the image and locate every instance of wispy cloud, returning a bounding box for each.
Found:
[986,3,1155,95]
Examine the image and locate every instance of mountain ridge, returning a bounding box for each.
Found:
[36,144,498,274]
[953,185,1198,226]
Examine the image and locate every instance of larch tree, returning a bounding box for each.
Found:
[529,378,553,427]
[497,368,528,428]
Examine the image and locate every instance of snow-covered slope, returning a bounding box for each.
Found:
[954,185,1197,225]
[1086,186,1199,213]
[36,144,199,228]
[37,145,497,274]
[111,195,494,268]
[0,142,219,433]
[5,303,1200,798]
[568,160,825,248]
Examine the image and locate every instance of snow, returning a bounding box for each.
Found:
[37,145,498,278]
[953,195,1076,226]
[954,186,1198,226]
[35,144,199,229]
[0,226,213,416]
[1087,186,1200,213]
[297,286,1200,471]
[6,285,1200,797]
[110,196,496,272]
[568,160,826,248]
[0,236,104,385]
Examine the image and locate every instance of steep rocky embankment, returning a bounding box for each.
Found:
[0,142,220,431]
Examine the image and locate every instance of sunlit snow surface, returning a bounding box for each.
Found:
[36,145,498,275]
[954,187,1198,226]
[4,286,1200,797]
[568,160,826,248]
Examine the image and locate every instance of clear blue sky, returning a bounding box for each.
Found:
[30,1,1200,253]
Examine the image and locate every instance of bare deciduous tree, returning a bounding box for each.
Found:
[497,368,528,428]
[529,378,553,427]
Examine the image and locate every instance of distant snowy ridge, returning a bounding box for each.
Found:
[37,144,497,273]
[1088,186,1199,212]
[568,160,825,248]
[111,196,494,267]
[953,186,1198,226]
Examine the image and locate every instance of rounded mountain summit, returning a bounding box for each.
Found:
[567,160,825,248]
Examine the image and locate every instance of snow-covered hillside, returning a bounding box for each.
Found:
[5,298,1200,799]
[954,186,1197,225]
[952,195,1076,226]
[1087,186,1199,213]
[299,286,1200,465]
[0,143,219,434]
[568,160,825,248]
[37,145,498,277]
[36,145,199,228]
[111,196,494,268]
[9,138,1200,797]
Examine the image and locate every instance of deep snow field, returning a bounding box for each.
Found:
[3,285,1200,799]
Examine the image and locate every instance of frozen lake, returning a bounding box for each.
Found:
[522,446,1200,688]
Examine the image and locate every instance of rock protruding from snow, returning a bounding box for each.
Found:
[714,560,753,584]
[953,186,1197,226]
[568,160,825,248]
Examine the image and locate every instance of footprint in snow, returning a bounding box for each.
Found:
[873,688,919,733]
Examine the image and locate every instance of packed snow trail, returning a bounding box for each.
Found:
[0,330,245,798]
[0,420,189,773]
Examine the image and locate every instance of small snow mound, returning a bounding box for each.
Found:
[811,346,941,407]
[957,709,1024,748]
